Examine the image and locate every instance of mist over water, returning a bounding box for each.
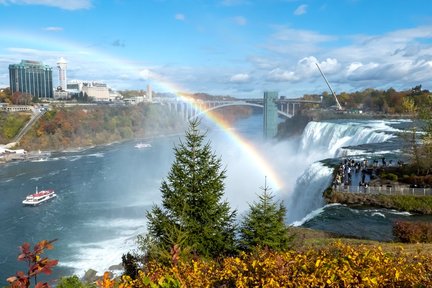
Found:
[0,114,415,283]
[212,116,403,225]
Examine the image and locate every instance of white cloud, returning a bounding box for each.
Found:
[315,58,340,74]
[267,68,298,82]
[230,73,250,83]
[139,69,153,80]
[262,56,341,85]
[0,0,92,10]
[44,26,63,31]
[248,56,278,69]
[175,13,185,21]
[265,27,336,56]
[294,4,307,16]
[233,16,247,26]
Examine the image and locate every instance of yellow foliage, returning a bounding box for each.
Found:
[100,241,432,287]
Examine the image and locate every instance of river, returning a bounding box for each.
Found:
[0,114,426,283]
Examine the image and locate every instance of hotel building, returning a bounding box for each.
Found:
[9,60,54,99]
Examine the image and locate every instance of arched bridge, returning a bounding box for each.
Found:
[157,93,321,138]
[189,101,293,119]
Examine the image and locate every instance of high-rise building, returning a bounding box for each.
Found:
[57,57,67,91]
[9,60,53,99]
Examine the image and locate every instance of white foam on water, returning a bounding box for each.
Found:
[388,210,412,216]
[30,158,49,163]
[87,153,104,158]
[58,222,147,277]
[291,203,342,227]
[371,212,386,218]
[84,218,146,230]
[68,156,82,162]
[49,170,60,176]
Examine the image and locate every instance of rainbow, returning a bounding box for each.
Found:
[149,90,285,192]
[1,29,285,190]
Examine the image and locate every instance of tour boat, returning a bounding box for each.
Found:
[22,188,57,206]
[135,143,152,149]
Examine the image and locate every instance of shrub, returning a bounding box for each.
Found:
[122,252,139,279]
[57,275,96,288]
[393,220,432,243]
[380,172,398,182]
[386,173,398,182]
[103,241,432,287]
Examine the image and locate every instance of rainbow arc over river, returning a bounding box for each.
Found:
[2,30,285,190]
[168,90,285,191]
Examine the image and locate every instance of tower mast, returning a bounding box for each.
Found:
[315,63,342,110]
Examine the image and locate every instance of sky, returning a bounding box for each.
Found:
[1,0,432,98]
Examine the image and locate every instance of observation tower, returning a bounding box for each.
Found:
[57,57,67,91]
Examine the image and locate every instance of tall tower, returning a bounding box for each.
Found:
[57,57,67,91]
[263,91,278,139]
[147,84,152,102]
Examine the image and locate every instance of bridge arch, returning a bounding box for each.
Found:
[189,102,293,120]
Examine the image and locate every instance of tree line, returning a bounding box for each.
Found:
[302,84,430,113]
[18,104,187,151]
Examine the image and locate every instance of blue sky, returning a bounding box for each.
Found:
[1,0,432,98]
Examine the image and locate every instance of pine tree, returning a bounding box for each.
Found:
[239,178,293,251]
[146,119,237,259]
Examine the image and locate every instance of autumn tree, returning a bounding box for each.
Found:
[238,179,293,252]
[401,87,432,174]
[414,94,432,174]
[145,119,237,259]
[7,239,58,288]
[11,92,32,105]
[0,87,12,104]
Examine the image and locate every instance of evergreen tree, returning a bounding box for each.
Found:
[239,178,293,251]
[146,119,237,259]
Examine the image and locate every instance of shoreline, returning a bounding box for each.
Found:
[0,131,186,165]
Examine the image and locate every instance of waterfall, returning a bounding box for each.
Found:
[285,162,333,224]
[283,120,398,224]
[299,121,395,158]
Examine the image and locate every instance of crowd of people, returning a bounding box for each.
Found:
[333,157,403,190]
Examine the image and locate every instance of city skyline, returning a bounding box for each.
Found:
[1,0,432,98]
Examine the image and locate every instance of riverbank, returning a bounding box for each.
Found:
[0,130,187,165]
[323,161,432,214]
[324,189,432,214]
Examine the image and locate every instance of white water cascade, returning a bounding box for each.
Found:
[281,120,399,224]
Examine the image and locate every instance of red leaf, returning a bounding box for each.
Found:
[16,271,26,278]
[17,253,26,261]
[20,242,30,254]
[35,282,50,288]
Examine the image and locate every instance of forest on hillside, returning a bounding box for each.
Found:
[18,104,187,151]
[305,85,429,113]
[13,103,253,151]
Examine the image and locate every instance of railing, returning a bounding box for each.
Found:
[333,185,432,196]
